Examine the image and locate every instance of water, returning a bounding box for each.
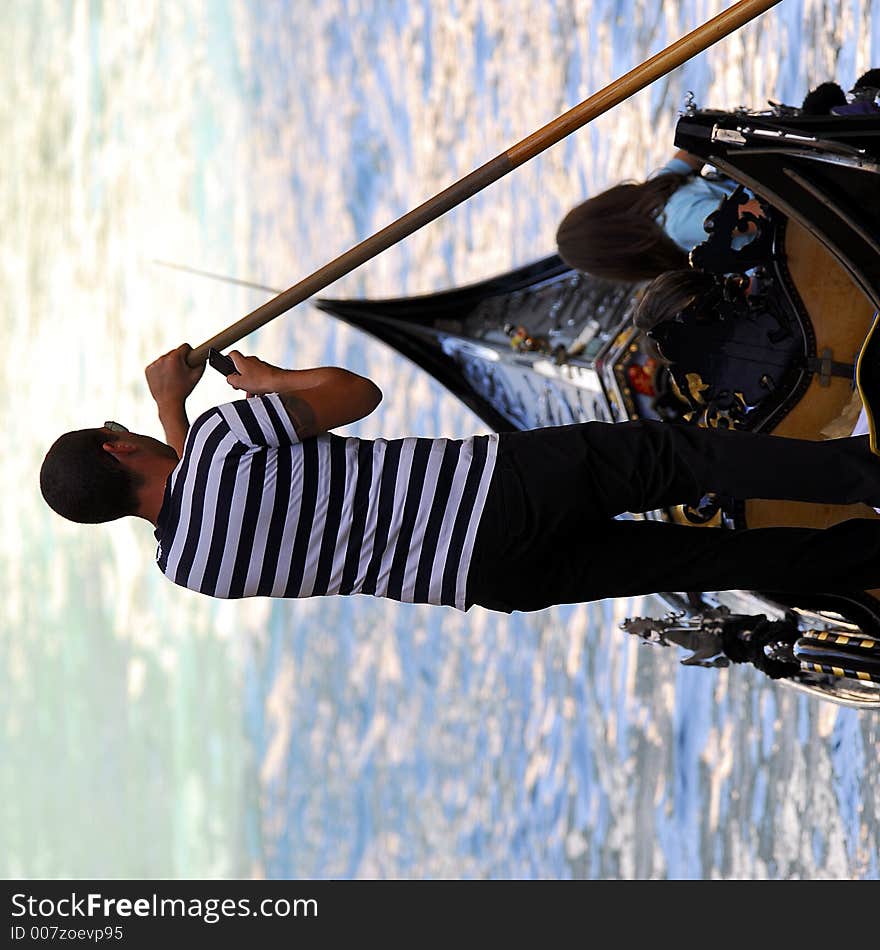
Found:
[3,0,879,880]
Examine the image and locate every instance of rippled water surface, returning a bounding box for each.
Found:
[3,0,879,879]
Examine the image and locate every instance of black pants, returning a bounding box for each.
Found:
[465,420,880,612]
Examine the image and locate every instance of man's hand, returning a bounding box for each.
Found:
[145,344,205,409]
[737,197,765,234]
[224,351,382,438]
[145,344,204,457]
[225,351,284,395]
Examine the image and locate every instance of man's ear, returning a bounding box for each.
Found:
[102,440,138,457]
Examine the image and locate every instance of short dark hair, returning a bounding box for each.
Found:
[633,269,718,334]
[40,429,143,524]
[854,69,880,91]
[801,82,847,115]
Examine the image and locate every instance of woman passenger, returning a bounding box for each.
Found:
[555,151,762,282]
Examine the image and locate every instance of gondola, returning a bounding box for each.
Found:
[316,100,880,708]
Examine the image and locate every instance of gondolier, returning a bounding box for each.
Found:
[39,343,880,613]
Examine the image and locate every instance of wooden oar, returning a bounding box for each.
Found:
[187,0,782,367]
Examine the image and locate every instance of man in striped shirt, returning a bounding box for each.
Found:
[40,344,880,611]
[42,344,497,611]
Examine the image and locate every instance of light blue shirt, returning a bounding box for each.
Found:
[654,157,753,252]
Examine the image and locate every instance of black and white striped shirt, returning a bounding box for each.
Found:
[154,394,498,609]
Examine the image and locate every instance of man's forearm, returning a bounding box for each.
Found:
[272,367,383,437]
[225,353,383,437]
[144,343,205,456]
[267,366,362,392]
[157,401,190,458]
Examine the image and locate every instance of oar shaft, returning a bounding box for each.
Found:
[188,0,781,367]
[154,259,281,295]
[188,156,508,365]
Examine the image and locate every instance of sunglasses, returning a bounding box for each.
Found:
[104,421,129,433]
